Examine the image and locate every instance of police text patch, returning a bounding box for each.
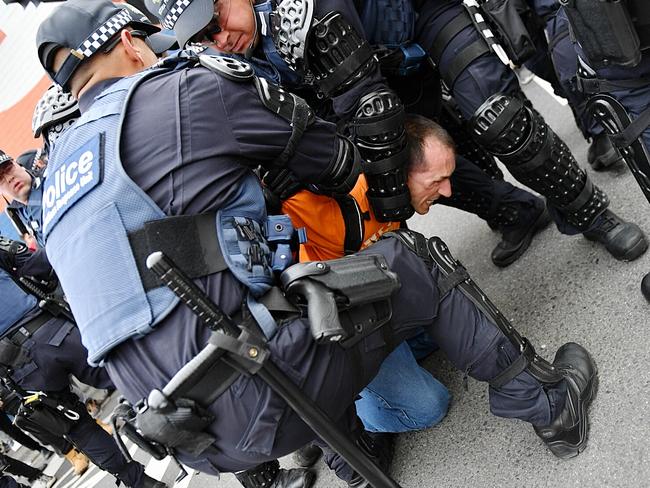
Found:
[43,133,104,235]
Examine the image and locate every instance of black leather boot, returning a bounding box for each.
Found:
[491,202,551,267]
[534,343,598,459]
[642,272,650,302]
[582,209,648,261]
[588,133,624,171]
[346,432,395,488]
[235,460,315,488]
[141,474,168,488]
[292,444,323,468]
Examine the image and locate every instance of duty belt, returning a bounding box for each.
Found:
[5,313,52,346]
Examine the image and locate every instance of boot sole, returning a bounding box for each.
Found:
[544,358,599,460]
[584,231,649,262]
[492,208,552,267]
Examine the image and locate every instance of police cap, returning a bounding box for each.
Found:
[15,150,39,171]
[0,151,11,167]
[36,0,160,90]
[144,0,214,48]
[0,151,12,178]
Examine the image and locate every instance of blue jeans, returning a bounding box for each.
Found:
[355,335,450,433]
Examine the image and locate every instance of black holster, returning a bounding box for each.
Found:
[14,393,81,438]
[280,254,400,346]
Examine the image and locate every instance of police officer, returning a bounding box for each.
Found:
[148,0,563,271]
[152,0,648,266]
[36,3,597,488]
[401,0,647,258]
[556,0,650,300]
[488,0,624,171]
[0,236,167,488]
[0,153,45,248]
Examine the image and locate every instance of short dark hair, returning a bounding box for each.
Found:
[405,114,455,172]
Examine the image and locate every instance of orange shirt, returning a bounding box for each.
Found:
[281,175,401,262]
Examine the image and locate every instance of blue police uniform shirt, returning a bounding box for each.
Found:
[0,268,38,337]
[73,63,340,361]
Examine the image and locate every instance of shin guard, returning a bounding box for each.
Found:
[383,229,564,388]
[470,94,609,231]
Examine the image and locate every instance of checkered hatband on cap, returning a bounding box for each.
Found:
[0,152,11,165]
[163,0,191,29]
[76,8,134,58]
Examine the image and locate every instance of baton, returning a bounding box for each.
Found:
[146,251,404,488]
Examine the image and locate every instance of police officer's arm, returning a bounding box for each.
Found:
[0,236,55,282]
[311,0,386,121]
[211,70,360,193]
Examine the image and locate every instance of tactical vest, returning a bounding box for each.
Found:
[358,0,415,47]
[43,57,277,365]
[0,269,37,337]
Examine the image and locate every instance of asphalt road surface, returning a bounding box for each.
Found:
[14,76,650,488]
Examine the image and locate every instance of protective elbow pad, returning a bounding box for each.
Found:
[315,135,361,195]
[304,11,377,97]
[351,89,413,222]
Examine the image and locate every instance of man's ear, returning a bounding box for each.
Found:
[119,30,144,64]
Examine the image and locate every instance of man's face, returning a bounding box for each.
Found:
[407,138,455,215]
[0,161,32,203]
[195,0,257,53]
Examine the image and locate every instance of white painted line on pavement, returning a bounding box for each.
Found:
[531,75,568,106]
[145,455,172,480]
[43,454,66,477]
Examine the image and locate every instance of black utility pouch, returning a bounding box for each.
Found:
[561,0,641,68]
[14,393,80,438]
[481,0,537,65]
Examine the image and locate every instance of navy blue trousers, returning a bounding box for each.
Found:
[106,237,567,475]
[414,0,610,235]
[8,317,144,487]
[0,476,27,488]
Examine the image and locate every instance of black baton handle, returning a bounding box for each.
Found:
[147,251,404,488]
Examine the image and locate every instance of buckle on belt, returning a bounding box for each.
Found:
[247,243,264,270]
[18,327,31,340]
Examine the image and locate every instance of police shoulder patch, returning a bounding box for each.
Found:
[42,133,104,236]
[199,55,254,82]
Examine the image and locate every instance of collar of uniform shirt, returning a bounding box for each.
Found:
[77,77,122,113]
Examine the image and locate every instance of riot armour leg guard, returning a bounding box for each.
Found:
[439,96,504,180]
[470,93,609,231]
[383,229,598,458]
[384,229,564,388]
